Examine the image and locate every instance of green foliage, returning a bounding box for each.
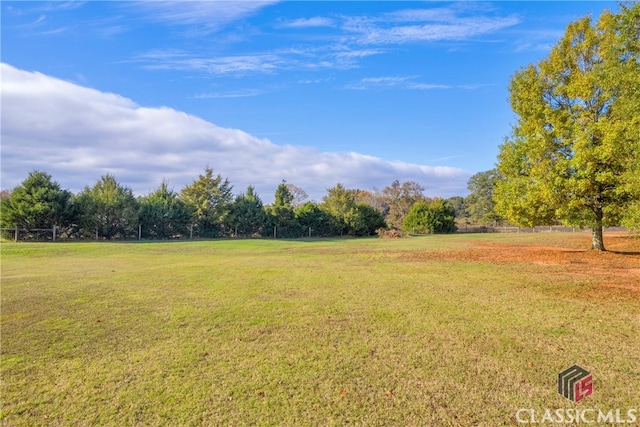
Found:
[495,4,640,249]
[320,183,356,235]
[344,203,387,236]
[465,169,503,225]
[295,202,334,236]
[139,181,193,239]
[319,184,388,236]
[321,183,354,218]
[75,175,138,239]
[382,180,425,229]
[402,199,456,234]
[180,167,233,237]
[0,170,74,230]
[269,181,301,238]
[621,152,640,230]
[446,196,468,222]
[621,201,640,231]
[228,186,268,237]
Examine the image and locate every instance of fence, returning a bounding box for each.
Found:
[2,225,631,242]
[455,225,629,234]
[1,227,58,242]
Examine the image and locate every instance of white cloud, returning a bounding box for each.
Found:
[345,76,414,90]
[135,45,385,76]
[345,76,489,91]
[132,1,279,35]
[408,82,452,90]
[0,63,470,201]
[280,17,335,28]
[343,6,520,45]
[193,89,269,99]
[137,50,283,74]
[385,8,457,23]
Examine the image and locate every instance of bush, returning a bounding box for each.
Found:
[402,199,457,234]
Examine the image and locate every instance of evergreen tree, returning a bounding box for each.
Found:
[181,167,233,237]
[295,201,334,237]
[139,181,193,239]
[76,174,138,239]
[0,170,74,231]
[320,183,355,235]
[269,180,301,238]
[228,186,267,237]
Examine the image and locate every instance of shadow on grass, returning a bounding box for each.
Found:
[608,250,640,256]
[44,236,368,245]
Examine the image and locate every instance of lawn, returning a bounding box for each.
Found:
[1,233,639,426]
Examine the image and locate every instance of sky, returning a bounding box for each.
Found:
[1,1,617,202]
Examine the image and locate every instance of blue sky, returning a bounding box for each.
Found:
[1,1,616,202]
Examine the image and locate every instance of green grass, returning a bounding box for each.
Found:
[1,235,639,426]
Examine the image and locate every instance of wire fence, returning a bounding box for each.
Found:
[455,225,629,234]
[1,227,58,242]
[1,225,632,242]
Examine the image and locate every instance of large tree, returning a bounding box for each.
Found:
[76,174,138,239]
[0,170,74,231]
[353,189,387,215]
[382,180,425,229]
[495,4,640,250]
[284,183,308,208]
[465,169,503,225]
[320,183,356,235]
[180,167,233,237]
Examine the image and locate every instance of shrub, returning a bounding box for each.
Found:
[402,199,457,234]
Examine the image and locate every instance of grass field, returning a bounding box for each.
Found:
[1,233,639,426]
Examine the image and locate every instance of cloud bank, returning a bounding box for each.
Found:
[1,63,471,201]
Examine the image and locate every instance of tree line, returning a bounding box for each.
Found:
[0,169,468,240]
[3,4,637,248]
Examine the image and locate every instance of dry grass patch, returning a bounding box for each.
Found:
[396,233,640,299]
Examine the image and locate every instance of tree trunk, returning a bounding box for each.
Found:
[591,209,605,251]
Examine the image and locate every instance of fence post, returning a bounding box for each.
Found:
[274,226,277,239]
[190,224,193,240]
[14,226,18,243]
[53,225,57,242]
[309,227,311,238]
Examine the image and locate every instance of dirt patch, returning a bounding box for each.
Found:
[400,234,640,294]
